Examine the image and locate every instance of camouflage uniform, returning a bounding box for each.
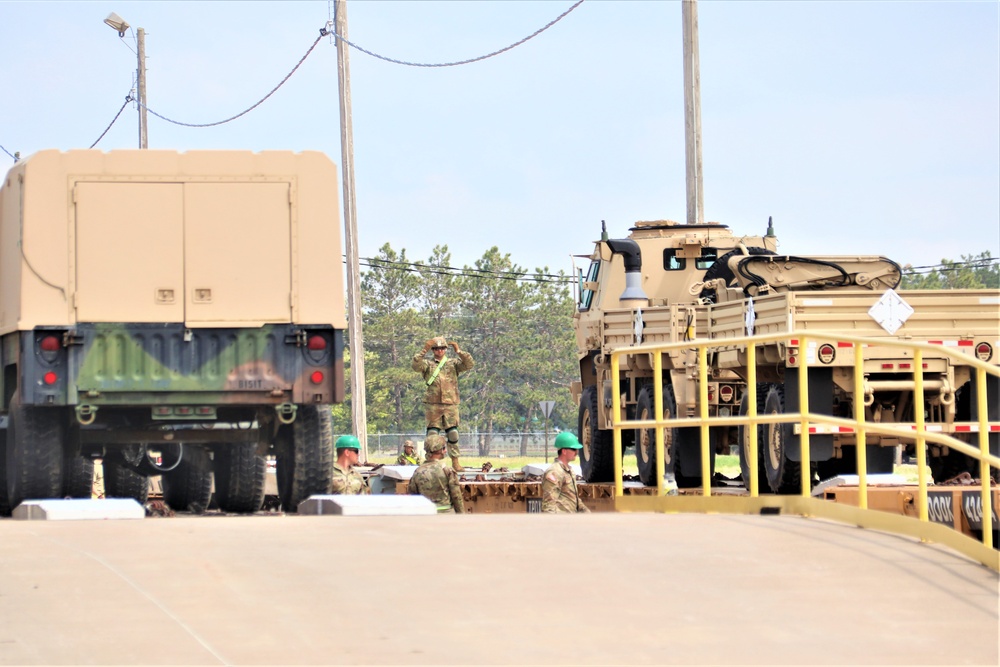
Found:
[409,460,465,514]
[395,451,422,466]
[330,462,369,495]
[541,461,590,513]
[412,347,474,458]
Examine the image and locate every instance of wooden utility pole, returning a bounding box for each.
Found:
[682,0,703,225]
[137,27,148,148]
[335,0,369,460]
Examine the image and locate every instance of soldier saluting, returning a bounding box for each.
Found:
[412,336,474,471]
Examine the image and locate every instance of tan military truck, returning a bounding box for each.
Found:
[706,254,999,492]
[573,219,999,492]
[573,219,778,487]
[0,149,345,515]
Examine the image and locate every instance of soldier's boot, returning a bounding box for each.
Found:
[451,456,464,472]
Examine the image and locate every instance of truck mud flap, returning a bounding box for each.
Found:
[783,367,834,462]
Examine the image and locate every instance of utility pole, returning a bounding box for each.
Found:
[137,27,148,149]
[682,0,703,225]
[334,0,369,460]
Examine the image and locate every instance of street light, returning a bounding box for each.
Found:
[104,12,148,149]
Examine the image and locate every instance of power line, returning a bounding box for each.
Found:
[1,144,16,161]
[138,34,324,128]
[359,253,570,281]
[358,256,573,285]
[320,1,585,68]
[89,94,134,148]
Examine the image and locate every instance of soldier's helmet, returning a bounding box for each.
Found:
[335,435,361,451]
[424,434,447,453]
[554,431,582,451]
[431,336,448,349]
[403,440,415,450]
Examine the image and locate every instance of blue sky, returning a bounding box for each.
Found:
[2,1,997,275]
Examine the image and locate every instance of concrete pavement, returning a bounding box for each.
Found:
[0,513,997,665]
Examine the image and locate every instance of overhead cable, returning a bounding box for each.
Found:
[90,94,134,148]
[320,0,584,68]
[138,34,324,128]
[1,144,16,161]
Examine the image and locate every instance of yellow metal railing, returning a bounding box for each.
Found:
[608,331,1000,563]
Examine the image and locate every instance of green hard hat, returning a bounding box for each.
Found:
[335,435,361,451]
[554,431,582,450]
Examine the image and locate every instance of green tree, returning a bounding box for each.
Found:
[360,243,424,433]
[901,251,999,289]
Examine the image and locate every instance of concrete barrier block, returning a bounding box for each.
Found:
[298,494,437,516]
[378,465,417,481]
[13,499,145,521]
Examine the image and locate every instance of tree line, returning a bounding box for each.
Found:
[333,243,579,456]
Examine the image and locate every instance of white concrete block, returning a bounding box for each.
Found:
[812,473,908,497]
[298,494,437,516]
[12,499,145,521]
[522,463,582,477]
[378,465,417,481]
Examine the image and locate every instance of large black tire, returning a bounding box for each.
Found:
[928,448,975,485]
[276,405,334,512]
[6,391,64,508]
[62,456,95,499]
[102,459,150,503]
[761,385,802,494]
[635,386,677,487]
[213,442,266,513]
[162,446,213,513]
[738,384,770,492]
[578,385,614,483]
[0,432,11,517]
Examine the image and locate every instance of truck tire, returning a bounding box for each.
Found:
[162,446,213,513]
[761,385,802,494]
[102,458,150,503]
[213,442,266,514]
[62,456,95,499]
[578,385,614,483]
[276,405,334,512]
[0,433,11,516]
[6,391,64,508]
[635,386,676,486]
[738,384,770,492]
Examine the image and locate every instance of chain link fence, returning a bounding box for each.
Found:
[364,432,564,459]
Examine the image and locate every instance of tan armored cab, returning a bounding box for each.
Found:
[0,150,347,515]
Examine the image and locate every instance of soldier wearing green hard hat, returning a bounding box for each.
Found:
[541,431,590,513]
[331,434,369,495]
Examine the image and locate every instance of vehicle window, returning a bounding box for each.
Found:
[663,249,686,271]
[696,247,718,270]
[579,260,600,311]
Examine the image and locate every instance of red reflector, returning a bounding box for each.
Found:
[955,425,971,432]
[310,371,324,385]
[817,344,835,364]
[976,343,993,361]
[40,336,60,352]
[837,342,853,348]
[789,339,799,347]
[176,407,192,415]
[788,356,797,365]
[43,371,57,385]
[899,363,911,369]
[882,363,894,369]
[307,335,327,351]
[958,340,974,347]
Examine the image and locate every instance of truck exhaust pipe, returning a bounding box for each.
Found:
[606,239,648,304]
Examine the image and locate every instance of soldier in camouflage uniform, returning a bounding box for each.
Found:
[330,435,369,495]
[409,435,465,514]
[412,336,474,471]
[395,440,421,466]
[542,432,590,513]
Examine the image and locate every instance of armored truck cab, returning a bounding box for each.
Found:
[0,149,346,514]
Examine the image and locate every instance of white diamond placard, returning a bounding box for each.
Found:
[745,298,756,336]
[868,289,913,335]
